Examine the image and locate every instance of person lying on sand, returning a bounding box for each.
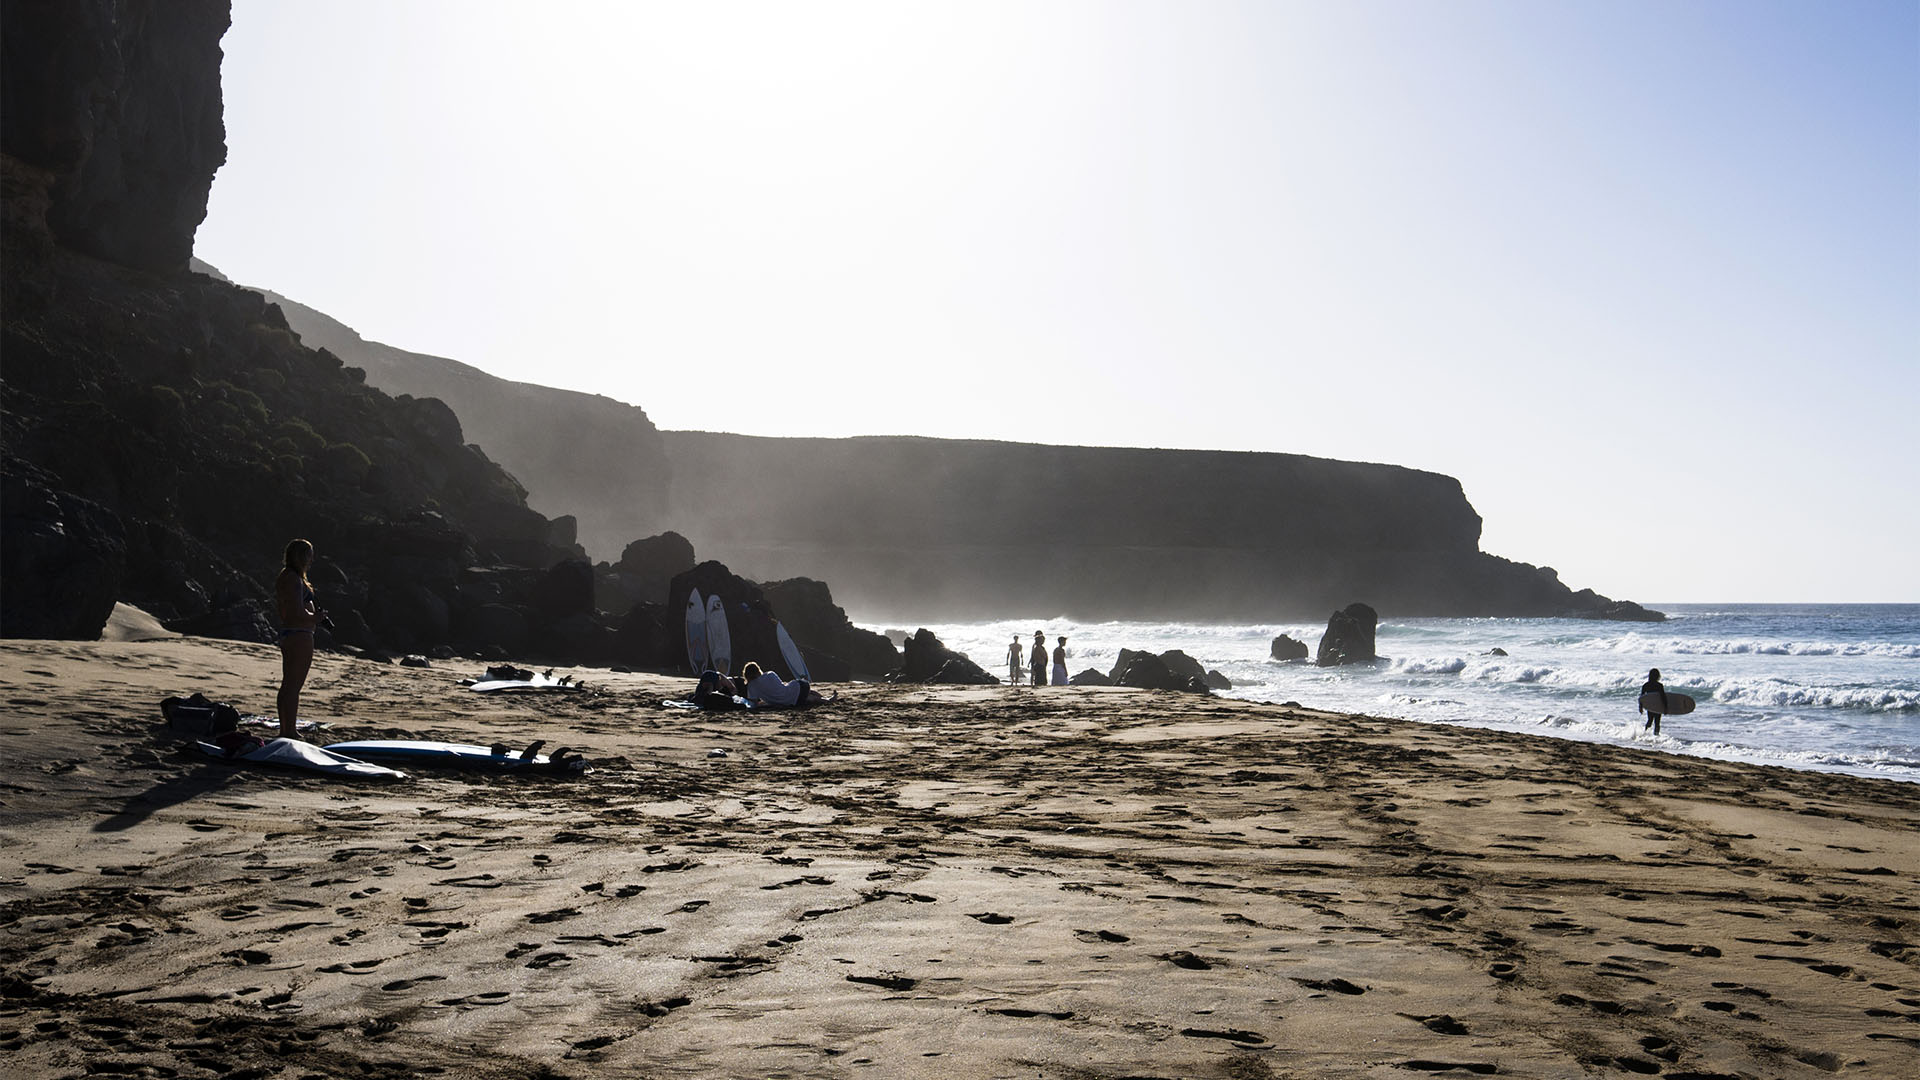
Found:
[740,662,833,709]
[692,669,749,710]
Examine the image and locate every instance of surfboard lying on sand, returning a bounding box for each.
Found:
[1638,691,1696,715]
[686,588,709,673]
[705,594,732,676]
[468,672,582,693]
[198,738,406,780]
[324,740,586,773]
[776,621,810,682]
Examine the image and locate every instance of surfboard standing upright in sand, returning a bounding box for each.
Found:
[685,588,709,673]
[705,594,732,676]
[776,620,811,682]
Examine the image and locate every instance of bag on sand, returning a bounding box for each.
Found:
[160,693,242,737]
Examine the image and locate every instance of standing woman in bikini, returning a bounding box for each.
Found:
[276,539,326,739]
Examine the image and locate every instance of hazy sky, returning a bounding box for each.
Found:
[197,0,1919,604]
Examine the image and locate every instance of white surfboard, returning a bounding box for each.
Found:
[1638,691,1695,716]
[685,588,709,673]
[776,621,810,682]
[705,594,731,676]
[469,672,580,693]
[324,740,586,773]
[199,738,406,780]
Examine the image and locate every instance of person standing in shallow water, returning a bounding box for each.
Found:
[1029,631,1048,689]
[1051,635,1070,686]
[1640,667,1668,736]
[275,539,327,739]
[1007,636,1025,686]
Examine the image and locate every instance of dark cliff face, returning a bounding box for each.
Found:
[1,1,584,648]
[2,0,229,272]
[238,278,671,562]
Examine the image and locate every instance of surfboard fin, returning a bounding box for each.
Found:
[520,739,547,761]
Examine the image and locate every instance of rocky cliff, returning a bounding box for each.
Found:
[223,277,671,562]
[659,432,1657,621]
[0,1,583,649]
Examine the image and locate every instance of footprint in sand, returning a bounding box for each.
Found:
[967,912,1014,925]
[381,975,445,992]
[1293,977,1367,995]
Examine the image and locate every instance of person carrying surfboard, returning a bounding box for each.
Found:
[1639,667,1668,736]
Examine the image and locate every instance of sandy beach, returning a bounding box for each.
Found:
[2,636,1917,1079]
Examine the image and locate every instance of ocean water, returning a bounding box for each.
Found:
[879,605,1920,784]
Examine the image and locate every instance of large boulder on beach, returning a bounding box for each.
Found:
[1109,648,1214,692]
[1159,650,1206,682]
[1316,602,1379,666]
[1069,668,1112,687]
[1270,634,1309,661]
[1112,651,1210,694]
[900,629,996,685]
[1204,669,1233,690]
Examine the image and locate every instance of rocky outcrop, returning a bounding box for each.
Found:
[1109,649,1211,694]
[1316,603,1379,667]
[599,531,695,612]
[760,577,900,681]
[899,629,996,685]
[1069,669,1112,687]
[1270,635,1310,661]
[0,474,126,638]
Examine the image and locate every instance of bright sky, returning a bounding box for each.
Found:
[198,0,1919,604]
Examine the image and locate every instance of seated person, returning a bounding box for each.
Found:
[740,661,830,709]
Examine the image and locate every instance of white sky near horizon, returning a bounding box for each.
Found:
[196,0,1919,605]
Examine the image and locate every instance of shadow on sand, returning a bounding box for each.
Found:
[94,767,237,832]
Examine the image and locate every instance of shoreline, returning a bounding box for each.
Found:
[3,637,1918,1078]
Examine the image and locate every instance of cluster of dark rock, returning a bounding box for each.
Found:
[1268,603,1381,668]
[1063,649,1230,694]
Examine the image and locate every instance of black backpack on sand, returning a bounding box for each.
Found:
[160,693,242,737]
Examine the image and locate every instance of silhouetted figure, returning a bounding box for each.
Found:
[1008,636,1025,685]
[1029,631,1048,689]
[1051,636,1069,686]
[1640,667,1668,736]
[275,539,328,739]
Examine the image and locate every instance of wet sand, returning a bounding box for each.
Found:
[2,635,1917,1078]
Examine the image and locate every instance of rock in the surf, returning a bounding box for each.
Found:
[1069,668,1112,687]
[1270,634,1309,661]
[1204,669,1233,690]
[1316,602,1379,666]
[1159,650,1207,683]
